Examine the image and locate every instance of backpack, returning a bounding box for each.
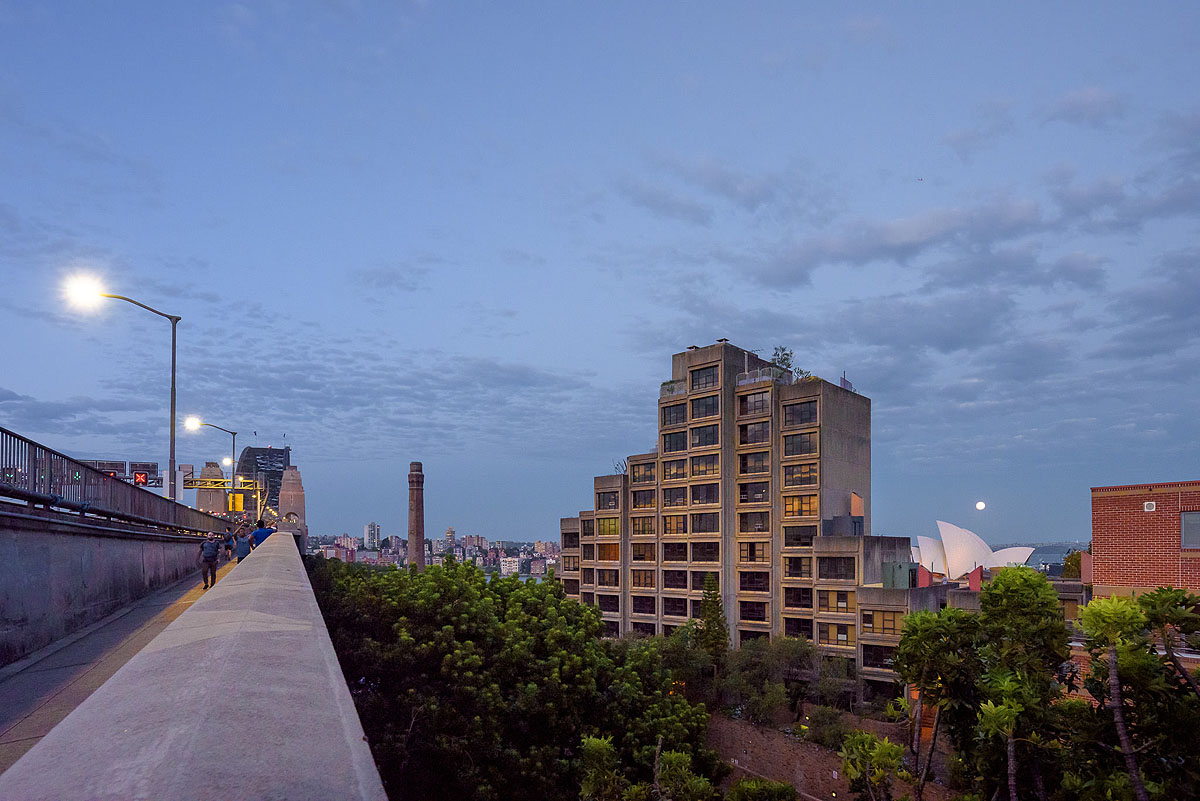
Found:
[201,540,220,561]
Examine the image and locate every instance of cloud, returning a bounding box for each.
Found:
[1045,86,1126,128]
[1098,248,1200,359]
[615,178,713,226]
[351,264,432,293]
[944,101,1015,162]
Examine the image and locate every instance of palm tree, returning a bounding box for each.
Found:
[1079,596,1151,801]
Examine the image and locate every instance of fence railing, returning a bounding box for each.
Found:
[0,426,224,534]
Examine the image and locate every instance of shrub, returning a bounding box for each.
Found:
[805,705,849,750]
[726,777,798,801]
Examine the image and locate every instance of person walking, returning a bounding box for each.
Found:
[222,526,235,562]
[198,533,221,589]
[235,526,254,563]
[250,519,276,548]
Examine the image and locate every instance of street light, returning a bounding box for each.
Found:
[65,274,182,501]
[185,416,238,509]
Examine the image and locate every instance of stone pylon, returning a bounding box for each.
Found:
[408,462,425,570]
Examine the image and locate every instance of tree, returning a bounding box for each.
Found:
[838,731,905,801]
[698,573,729,669]
[1079,596,1152,801]
[770,346,809,379]
[1061,550,1082,579]
[308,556,718,800]
[977,699,1021,801]
[722,635,818,724]
[1138,586,1200,700]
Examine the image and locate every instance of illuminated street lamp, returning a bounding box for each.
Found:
[65,275,182,501]
[185,416,238,508]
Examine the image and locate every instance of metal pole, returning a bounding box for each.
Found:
[169,316,178,501]
[230,430,237,516]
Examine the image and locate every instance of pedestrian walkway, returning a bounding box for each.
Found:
[0,558,238,773]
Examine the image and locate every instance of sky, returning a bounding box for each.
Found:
[1,3,1198,546]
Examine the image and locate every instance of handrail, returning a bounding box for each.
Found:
[0,426,224,534]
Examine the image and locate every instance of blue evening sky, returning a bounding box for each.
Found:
[1,3,1197,545]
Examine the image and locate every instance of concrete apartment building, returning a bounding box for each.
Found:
[558,341,944,698]
[1092,480,1200,596]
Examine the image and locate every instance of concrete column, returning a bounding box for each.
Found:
[408,462,425,570]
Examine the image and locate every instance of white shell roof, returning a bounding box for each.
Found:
[907,521,1033,579]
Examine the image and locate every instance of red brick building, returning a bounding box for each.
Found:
[1091,480,1200,597]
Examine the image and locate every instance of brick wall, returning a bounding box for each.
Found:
[1091,482,1200,593]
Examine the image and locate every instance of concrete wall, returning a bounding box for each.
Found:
[0,527,387,801]
[0,508,201,666]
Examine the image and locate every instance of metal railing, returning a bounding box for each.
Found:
[736,366,794,386]
[0,426,224,534]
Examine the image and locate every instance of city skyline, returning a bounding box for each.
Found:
[2,4,1198,543]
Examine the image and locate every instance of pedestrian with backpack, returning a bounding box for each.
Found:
[198,533,221,589]
[222,526,235,562]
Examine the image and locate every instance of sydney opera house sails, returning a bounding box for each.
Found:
[911,520,1034,580]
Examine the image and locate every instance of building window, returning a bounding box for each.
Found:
[582,568,594,585]
[662,403,686,427]
[783,400,817,427]
[784,587,813,609]
[691,365,718,390]
[784,432,817,456]
[690,599,704,618]
[632,543,656,562]
[739,391,770,416]
[691,483,719,505]
[562,532,580,549]
[862,644,896,670]
[562,556,580,571]
[663,514,687,535]
[632,463,656,484]
[663,542,688,561]
[861,610,901,635]
[631,569,656,588]
[582,592,594,605]
[691,424,719,448]
[739,571,770,592]
[739,541,770,563]
[691,571,718,590]
[739,421,770,445]
[818,623,855,646]
[740,629,769,644]
[740,601,767,621]
[785,617,813,639]
[784,495,818,518]
[562,579,579,595]
[663,487,687,508]
[582,544,594,560]
[662,625,677,637]
[663,459,687,480]
[1184,511,1200,549]
[597,518,619,537]
[663,431,686,453]
[597,569,620,587]
[580,519,594,536]
[818,590,856,612]
[597,543,620,561]
[783,463,818,487]
[739,451,769,474]
[632,595,656,614]
[690,454,720,477]
[663,569,688,589]
[598,594,619,613]
[739,481,769,504]
[784,557,812,578]
[663,597,688,617]
[597,491,618,510]
[631,622,656,636]
[739,511,770,533]
[632,517,655,537]
[818,557,856,581]
[784,525,816,547]
[602,620,620,636]
[691,541,720,562]
[632,490,655,510]
[691,395,719,419]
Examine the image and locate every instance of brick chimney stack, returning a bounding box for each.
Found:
[408,461,425,570]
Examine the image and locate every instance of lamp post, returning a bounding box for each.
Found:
[65,276,182,501]
[185,416,237,513]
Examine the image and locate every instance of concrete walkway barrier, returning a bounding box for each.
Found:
[0,532,387,801]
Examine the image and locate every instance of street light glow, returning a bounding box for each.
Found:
[63,274,106,310]
[184,415,202,431]
[222,457,233,466]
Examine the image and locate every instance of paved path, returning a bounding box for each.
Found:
[0,558,237,773]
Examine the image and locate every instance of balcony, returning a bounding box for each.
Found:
[736,366,793,386]
[660,379,686,397]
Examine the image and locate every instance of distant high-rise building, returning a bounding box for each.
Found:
[364,522,381,550]
[195,461,227,515]
[409,462,426,570]
[560,340,946,700]
[445,526,456,547]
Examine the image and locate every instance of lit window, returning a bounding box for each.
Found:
[783,463,818,487]
[691,454,719,477]
[663,459,687,480]
[784,495,818,517]
[631,463,656,484]
[597,518,619,537]
[663,514,687,535]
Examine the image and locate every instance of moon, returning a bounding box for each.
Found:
[975,501,987,511]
